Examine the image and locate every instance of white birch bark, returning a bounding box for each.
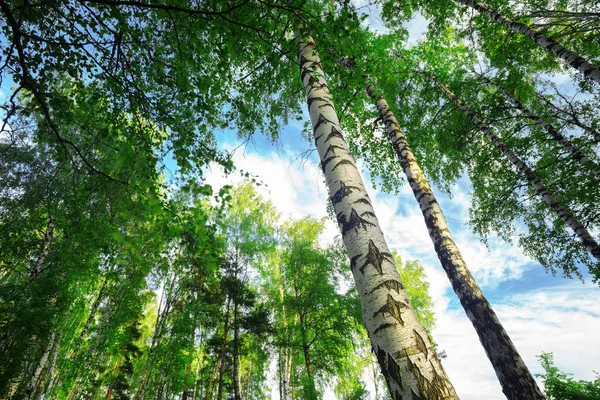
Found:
[298,33,458,400]
[30,216,55,279]
[366,82,545,400]
[455,0,600,84]
[476,73,600,179]
[425,71,600,262]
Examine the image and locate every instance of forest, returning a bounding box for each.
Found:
[0,0,599,399]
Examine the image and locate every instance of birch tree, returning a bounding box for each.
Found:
[297,31,458,399]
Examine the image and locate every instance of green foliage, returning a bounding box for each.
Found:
[537,352,600,400]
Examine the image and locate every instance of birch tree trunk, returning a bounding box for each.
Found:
[475,73,600,179]
[366,81,545,400]
[425,71,600,262]
[26,332,55,400]
[232,299,242,400]
[30,216,55,279]
[454,0,600,84]
[297,32,458,400]
[216,296,231,400]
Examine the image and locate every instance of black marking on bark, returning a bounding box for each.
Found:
[314,113,335,132]
[361,211,376,219]
[307,96,328,109]
[387,353,403,391]
[373,322,396,335]
[414,330,428,359]
[410,389,424,400]
[374,294,409,325]
[331,159,354,172]
[359,240,392,275]
[350,254,361,271]
[369,279,404,295]
[332,181,359,205]
[339,209,376,235]
[323,144,345,158]
[321,156,336,174]
[326,125,344,142]
[353,198,371,206]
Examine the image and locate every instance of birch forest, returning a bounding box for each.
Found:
[0,0,599,399]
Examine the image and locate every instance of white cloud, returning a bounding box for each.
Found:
[434,283,600,399]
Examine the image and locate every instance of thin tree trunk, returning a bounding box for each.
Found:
[135,276,175,400]
[297,32,457,400]
[298,314,313,379]
[425,71,600,263]
[30,216,55,279]
[79,278,108,340]
[232,299,241,400]
[535,91,600,142]
[105,350,124,400]
[455,0,600,84]
[26,332,55,400]
[366,81,546,400]
[216,296,231,400]
[182,328,196,400]
[40,329,62,400]
[476,72,600,179]
[204,359,219,400]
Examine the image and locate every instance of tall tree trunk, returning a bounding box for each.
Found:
[26,332,56,400]
[476,72,600,179]
[298,314,313,379]
[216,296,231,400]
[134,276,175,400]
[79,278,108,341]
[425,71,600,263]
[454,0,600,84]
[366,81,546,400]
[40,329,62,400]
[232,299,241,400]
[182,328,196,400]
[105,350,124,400]
[297,32,458,400]
[30,216,55,279]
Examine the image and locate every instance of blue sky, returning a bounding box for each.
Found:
[203,108,600,399]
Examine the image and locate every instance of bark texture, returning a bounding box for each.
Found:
[476,73,600,179]
[298,33,458,400]
[426,71,600,262]
[31,216,55,279]
[366,82,545,400]
[455,0,600,84]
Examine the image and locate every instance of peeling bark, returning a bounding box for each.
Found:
[455,0,600,84]
[297,33,458,400]
[366,81,545,400]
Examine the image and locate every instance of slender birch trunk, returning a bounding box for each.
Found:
[365,81,545,400]
[79,278,108,341]
[30,216,55,279]
[454,0,600,84]
[297,32,458,400]
[135,276,175,400]
[216,296,231,400]
[232,299,241,400]
[425,71,600,262]
[26,332,55,400]
[476,73,600,179]
[534,91,600,142]
[182,328,196,400]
